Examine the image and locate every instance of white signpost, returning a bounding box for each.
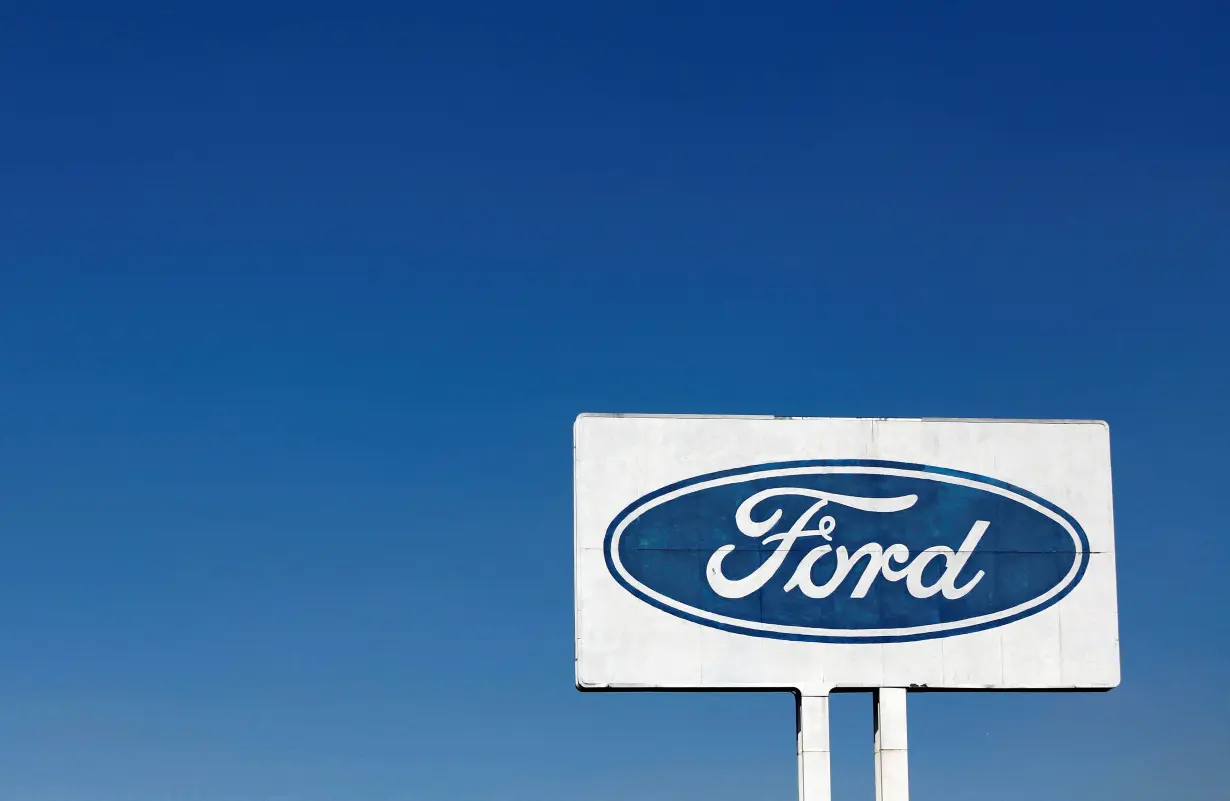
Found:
[574,415,1119,801]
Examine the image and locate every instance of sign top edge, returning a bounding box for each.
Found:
[575,413,1109,427]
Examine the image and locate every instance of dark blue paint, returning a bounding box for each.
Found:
[605,460,1088,643]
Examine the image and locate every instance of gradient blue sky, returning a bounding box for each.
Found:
[1,2,1228,800]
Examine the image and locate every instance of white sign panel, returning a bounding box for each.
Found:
[574,415,1119,694]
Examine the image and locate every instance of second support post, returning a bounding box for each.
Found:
[874,688,909,801]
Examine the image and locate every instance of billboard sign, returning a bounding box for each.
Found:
[575,415,1119,694]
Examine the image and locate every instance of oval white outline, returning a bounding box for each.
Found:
[609,465,1085,638]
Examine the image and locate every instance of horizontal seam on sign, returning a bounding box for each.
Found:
[618,548,1082,552]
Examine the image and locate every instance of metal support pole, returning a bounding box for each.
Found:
[797,694,831,801]
[874,688,909,801]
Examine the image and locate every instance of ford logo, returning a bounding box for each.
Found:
[604,460,1089,643]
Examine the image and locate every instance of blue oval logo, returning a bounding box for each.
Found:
[604,460,1088,643]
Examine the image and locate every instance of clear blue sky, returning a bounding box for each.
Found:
[1,2,1227,800]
